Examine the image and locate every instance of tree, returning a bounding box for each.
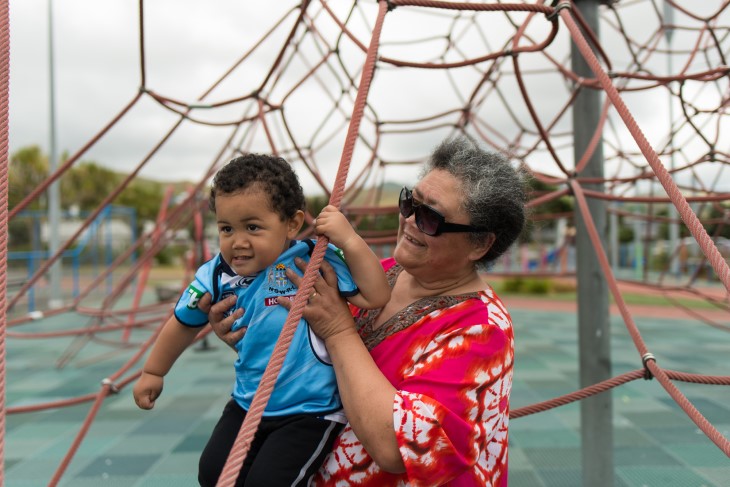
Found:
[8,145,48,211]
[521,178,574,243]
[704,202,730,239]
[8,145,171,248]
[117,178,165,232]
[60,161,121,211]
[57,157,166,230]
[7,146,50,251]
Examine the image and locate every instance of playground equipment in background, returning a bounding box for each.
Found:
[7,205,137,312]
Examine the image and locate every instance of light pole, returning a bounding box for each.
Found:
[47,0,62,308]
[664,1,680,278]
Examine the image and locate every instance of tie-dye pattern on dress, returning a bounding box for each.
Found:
[313,258,513,486]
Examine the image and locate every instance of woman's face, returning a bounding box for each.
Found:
[393,169,487,278]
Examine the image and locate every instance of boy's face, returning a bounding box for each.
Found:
[215,188,303,276]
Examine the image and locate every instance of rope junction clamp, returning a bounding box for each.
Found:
[547,1,572,22]
[101,378,120,394]
[641,352,656,380]
[28,310,45,321]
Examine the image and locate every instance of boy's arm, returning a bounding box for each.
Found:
[314,205,390,309]
[133,315,201,409]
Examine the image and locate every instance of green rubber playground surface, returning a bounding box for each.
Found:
[5,302,730,486]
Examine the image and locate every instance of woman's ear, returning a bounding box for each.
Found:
[468,232,496,263]
[287,210,306,238]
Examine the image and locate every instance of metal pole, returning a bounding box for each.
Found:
[634,218,643,280]
[664,2,680,278]
[47,0,62,308]
[571,1,614,485]
[610,202,618,272]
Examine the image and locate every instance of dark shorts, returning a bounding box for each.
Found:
[198,399,344,487]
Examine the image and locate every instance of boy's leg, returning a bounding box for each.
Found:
[198,399,265,487]
[244,415,344,487]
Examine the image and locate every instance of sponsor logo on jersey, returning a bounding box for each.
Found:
[222,272,257,288]
[264,295,295,306]
[185,284,205,309]
[234,276,256,288]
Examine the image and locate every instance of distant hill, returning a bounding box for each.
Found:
[308,182,403,207]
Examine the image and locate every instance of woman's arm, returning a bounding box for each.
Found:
[314,206,390,310]
[323,325,405,472]
[280,258,405,473]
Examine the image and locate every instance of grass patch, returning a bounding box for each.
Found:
[613,293,721,310]
[497,277,723,311]
[500,277,577,295]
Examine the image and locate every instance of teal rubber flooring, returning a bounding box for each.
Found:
[5,303,730,486]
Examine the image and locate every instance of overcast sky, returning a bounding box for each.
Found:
[9,1,730,196]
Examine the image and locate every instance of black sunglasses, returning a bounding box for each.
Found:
[399,187,489,236]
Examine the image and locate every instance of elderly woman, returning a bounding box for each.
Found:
[208,135,526,486]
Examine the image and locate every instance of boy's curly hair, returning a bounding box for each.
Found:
[208,153,305,219]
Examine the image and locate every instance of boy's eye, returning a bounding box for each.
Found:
[246,224,260,232]
[219,226,233,234]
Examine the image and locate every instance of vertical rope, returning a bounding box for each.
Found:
[215,1,390,485]
[0,0,10,482]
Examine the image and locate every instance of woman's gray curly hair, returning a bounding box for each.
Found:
[422,135,527,270]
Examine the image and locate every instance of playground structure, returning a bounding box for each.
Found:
[1,1,730,486]
[7,205,138,313]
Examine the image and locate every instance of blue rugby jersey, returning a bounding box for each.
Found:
[174,239,358,419]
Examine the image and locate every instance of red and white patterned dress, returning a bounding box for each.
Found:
[313,258,514,486]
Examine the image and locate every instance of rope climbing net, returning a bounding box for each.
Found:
[1,1,729,485]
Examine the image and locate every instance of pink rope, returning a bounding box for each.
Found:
[215,2,389,485]
[0,0,10,482]
[511,369,730,419]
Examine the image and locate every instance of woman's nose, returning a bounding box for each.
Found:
[402,211,417,227]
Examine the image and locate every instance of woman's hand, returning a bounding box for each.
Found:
[281,257,404,472]
[278,257,358,342]
[198,293,246,350]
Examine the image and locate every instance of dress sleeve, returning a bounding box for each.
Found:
[391,317,513,485]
